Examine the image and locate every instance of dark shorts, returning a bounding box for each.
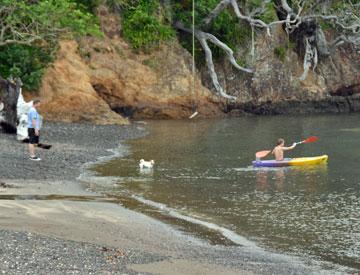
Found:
[28,128,40,144]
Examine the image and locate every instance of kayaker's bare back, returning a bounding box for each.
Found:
[272,138,297,161]
[272,146,284,161]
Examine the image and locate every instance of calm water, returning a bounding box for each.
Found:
[94,115,360,270]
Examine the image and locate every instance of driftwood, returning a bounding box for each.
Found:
[0,76,22,133]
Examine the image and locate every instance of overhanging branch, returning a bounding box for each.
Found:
[175,21,254,100]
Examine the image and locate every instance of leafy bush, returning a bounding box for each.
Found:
[172,0,252,60]
[0,0,102,91]
[122,0,174,50]
[0,45,54,91]
[274,46,286,62]
[73,0,102,12]
[105,0,135,12]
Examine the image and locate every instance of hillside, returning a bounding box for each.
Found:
[0,0,359,123]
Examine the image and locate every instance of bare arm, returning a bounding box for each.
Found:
[282,143,297,151]
[32,118,40,136]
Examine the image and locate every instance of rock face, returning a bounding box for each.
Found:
[81,37,221,119]
[37,6,221,124]
[200,26,360,114]
[37,7,359,122]
[38,40,128,125]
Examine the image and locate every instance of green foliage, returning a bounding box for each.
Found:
[122,0,174,50]
[73,0,132,13]
[172,0,252,60]
[73,0,175,50]
[258,2,278,23]
[105,0,136,12]
[274,40,295,62]
[1,0,102,40]
[142,58,159,70]
[39,0,102,38]
[0,0,102,91]
[236,56,248,68]
[0,44,54,91]
[73,0,102,12]
[319,21,334,31]
[274,46,286,62]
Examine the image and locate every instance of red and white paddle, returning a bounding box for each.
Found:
[255,136,319,159]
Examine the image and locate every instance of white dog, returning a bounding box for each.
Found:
[139,159,155,169]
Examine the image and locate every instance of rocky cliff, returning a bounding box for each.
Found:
[37,7,222,124]
[36,7,359,124]
[201,26,360,115]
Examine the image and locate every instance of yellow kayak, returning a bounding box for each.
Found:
[253,155,328,167]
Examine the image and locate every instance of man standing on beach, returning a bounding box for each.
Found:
[27,99,42,161]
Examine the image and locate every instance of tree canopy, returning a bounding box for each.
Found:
[92,0,360,99]
[171,0,360,99]
[0,0,359,96]
[0,0,101,90]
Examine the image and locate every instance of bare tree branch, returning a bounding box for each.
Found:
[202,0,231,27]
[280,0,293,14]
[175,21,255,100]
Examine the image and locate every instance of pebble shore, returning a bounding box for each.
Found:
[0,122,348,274]
[0,122,146,180]
[0,229,164,274]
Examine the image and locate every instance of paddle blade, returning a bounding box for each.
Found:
[255,150,271,159]
[302,136,319,144]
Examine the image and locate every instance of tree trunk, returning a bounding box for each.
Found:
[0,76,21,134]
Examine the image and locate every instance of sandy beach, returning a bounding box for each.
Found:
[0,123,340,274]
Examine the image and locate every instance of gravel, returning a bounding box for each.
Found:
[0,229,164,275]
[0,122,146,180]
[0,122,162,274]
[0,122,350,274]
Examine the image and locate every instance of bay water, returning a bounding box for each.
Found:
[93,114,360,270]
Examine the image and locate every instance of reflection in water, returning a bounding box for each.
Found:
[255,165,328,193]
[93,115,360,271]
[256,170,268,191]
[139,167,154,176]
[255,168,285,191]
[274,169,285,190]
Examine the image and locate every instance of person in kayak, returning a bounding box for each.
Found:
[272,138,296,161]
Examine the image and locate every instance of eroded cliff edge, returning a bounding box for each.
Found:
[202,25,360,115]
[36,7,360,124]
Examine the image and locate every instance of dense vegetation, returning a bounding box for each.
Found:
[0,0,101,90]
[0,0,359,92]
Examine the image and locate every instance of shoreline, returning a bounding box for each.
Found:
[0,122,348,274]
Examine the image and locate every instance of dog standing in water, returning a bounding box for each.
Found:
[139,159,155,169]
